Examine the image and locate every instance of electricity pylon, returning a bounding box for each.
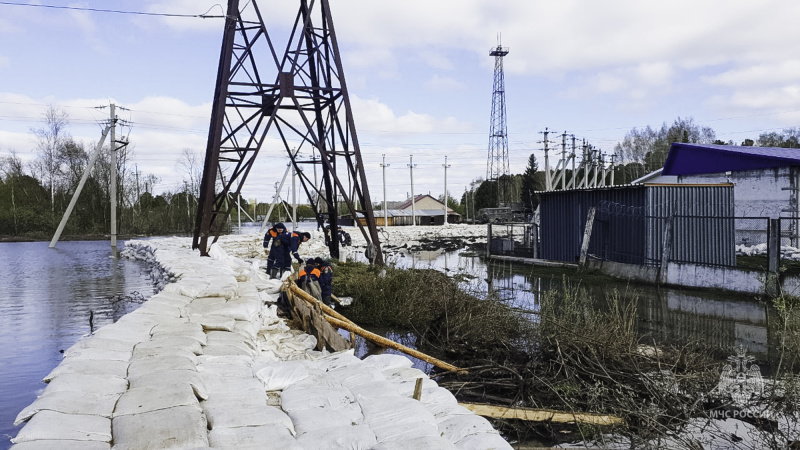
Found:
[193,0,383,264]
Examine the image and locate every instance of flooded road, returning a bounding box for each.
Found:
[0,241,155,448]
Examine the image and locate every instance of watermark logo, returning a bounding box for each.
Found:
[714,346,764,407]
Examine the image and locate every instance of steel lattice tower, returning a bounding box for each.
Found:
[487,43,510,207]
[193,0,383,264]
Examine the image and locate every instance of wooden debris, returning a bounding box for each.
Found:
[460,402,624,426]
[324,315,467,374]
[284,284,350,352]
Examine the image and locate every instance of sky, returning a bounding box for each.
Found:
[2,0,800,206]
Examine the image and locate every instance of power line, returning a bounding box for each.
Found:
[0,1,225,19]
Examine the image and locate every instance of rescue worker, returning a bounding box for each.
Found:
[298,258,322,301]
[262,222,288,279]
[315,257,334,307]
[275,231,311,276]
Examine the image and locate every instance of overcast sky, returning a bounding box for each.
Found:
[1,0,800,204]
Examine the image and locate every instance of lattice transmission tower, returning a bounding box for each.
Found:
[487,40,511,207]
[193,0,383,264]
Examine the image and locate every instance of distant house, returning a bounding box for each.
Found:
[350,194,460,226]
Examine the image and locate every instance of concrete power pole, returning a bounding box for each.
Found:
[541,128,552,191]
[110,103,118,255]
[408,155,417,226]
[381,155,389,227]
[443,156,451,225]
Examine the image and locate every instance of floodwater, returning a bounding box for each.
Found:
[389,247,775,370]
[0,240,156,449]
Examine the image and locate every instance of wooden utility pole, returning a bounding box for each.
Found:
[110,103,118,255]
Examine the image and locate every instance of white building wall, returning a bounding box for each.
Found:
[677,167,798,218]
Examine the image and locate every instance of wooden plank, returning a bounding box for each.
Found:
[325,315,466,374]
[286,286,350,352]
[460,402,624,426]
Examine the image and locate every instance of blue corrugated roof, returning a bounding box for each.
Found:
[662,142,800,175]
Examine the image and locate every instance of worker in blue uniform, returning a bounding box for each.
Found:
[315,256,334,307]
[262,222,288,279]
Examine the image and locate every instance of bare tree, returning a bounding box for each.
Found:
[0,149,24,180]
[177,148,202,197]
[30,105,70,212]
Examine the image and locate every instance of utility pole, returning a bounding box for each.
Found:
[443,156,451,225]
[541,128,552,191]
[464,185,469,224]
[110,103,118,255]
[237,193,241,230]
[381,155,389,227]
[409,155,417,226]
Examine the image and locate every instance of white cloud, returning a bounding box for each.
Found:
[351,95,474,135]
[0,55,8,68]
[705,60,800,88]
[423,75,467,92]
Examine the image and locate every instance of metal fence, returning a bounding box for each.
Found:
[487,223,538,258]
[588,214,775,270]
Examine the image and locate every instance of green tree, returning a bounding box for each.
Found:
[520,154,542,211]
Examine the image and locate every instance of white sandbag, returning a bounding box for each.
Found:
[326,364,386,390]
[150,322,207,346]
[11,410,110,444]
[348,380,403,400]
[10,440,110,450]
[280,385,357,412]
[189,314,236,332]
[256,360,310,391]
[126,355,197,377]
[114,383,201,416]
[233,320,258,340]
[206,331,255,349]
[91,322,153,344]
[14,392,119,425]
[185,296,227,314]
[208,423,301,450]
[162,279,209,299]
[43,374,128,397]
[66,336,137,354]
[372,435,458,450]
[111,405,208,450]
[362,354,414,372]
[198,374,265,400]
[308,349,360,372]
[287,406,363,436]
[197,355,255,379]
[455,432,513,450]
[61,346,131,363]
[127,369,208,400]
[133,301,182,318]
[43,359,129,382]
[130,346,198,364]
[195,275,239,299]
[417,386,459,406]
[204,400,295,432]
[439,414,500,444]
[134,335,203,355]
[392,377,439,398]
[147,291,193,307]
[294,424,376,450]
[259,290,279,302]
[382,367,431,383]
[429,402,475,423]
[358,395,438,443]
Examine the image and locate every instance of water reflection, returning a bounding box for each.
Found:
[0,241,155,448]
[383,247,775,371]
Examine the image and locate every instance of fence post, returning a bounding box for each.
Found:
[579,207,596,269]
[768,218,780,273]
[658,216,674,285]
[486,223,492,257]
[767,218,780,295]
